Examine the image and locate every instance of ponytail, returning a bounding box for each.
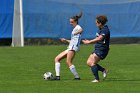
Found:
[71,12,83,24]
[76,12,83,19]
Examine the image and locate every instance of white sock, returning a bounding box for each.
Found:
[69,65,79,78]
[55,62,60,76]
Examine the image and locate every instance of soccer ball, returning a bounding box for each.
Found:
[43,72,53,80]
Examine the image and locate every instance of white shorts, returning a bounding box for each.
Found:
[65,45,80,53]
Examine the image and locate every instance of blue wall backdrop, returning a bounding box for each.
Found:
[1,0,140,38]
[0,0,14,38]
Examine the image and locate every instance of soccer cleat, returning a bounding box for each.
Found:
[53,76,60,80]
[103,69,108,79]
[91,79,99,83]
[74,78,81,80]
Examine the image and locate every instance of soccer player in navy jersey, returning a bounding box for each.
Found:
[82,15,110,83]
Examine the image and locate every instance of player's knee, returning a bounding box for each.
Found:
[87,60,96,67]
[55,57,60,62]
[87,60,91,66]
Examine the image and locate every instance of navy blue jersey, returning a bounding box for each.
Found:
[95,25,110,50]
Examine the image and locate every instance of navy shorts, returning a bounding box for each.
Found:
[92,49,109,60]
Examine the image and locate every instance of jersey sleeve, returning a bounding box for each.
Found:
[100,28,108,38]
[72,25,83,35]
[77,25,82,31]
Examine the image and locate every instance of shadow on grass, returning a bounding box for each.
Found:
[105,78,140,82]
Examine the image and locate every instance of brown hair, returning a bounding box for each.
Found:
[96,15,108,25]
[71,12,83,24]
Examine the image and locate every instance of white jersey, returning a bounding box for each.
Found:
[67,25,82,52]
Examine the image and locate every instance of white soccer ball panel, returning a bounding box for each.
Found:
[43,72,53,80]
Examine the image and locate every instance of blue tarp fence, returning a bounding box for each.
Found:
[0,0,14,38]
[1,0,140,38]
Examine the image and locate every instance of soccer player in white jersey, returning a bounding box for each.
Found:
[54,12,83,80]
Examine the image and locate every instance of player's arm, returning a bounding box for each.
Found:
[82,35,104,44]
[73,28,83,35]
[60,38,70,43]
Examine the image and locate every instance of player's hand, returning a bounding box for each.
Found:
[60,38,66,42]
[82,39,90,44]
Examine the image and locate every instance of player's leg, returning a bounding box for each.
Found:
[96,64,108,79]
[55,50,68,62]
[67,50,80,80]
[96,64,105,72]
[87,53,100,82]
[96,50,109,79]
[54,50,68,80]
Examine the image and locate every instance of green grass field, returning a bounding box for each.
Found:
[0,44,140,93]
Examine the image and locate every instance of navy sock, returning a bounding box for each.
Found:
[96,64,105,72]
[91,65,99,80]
